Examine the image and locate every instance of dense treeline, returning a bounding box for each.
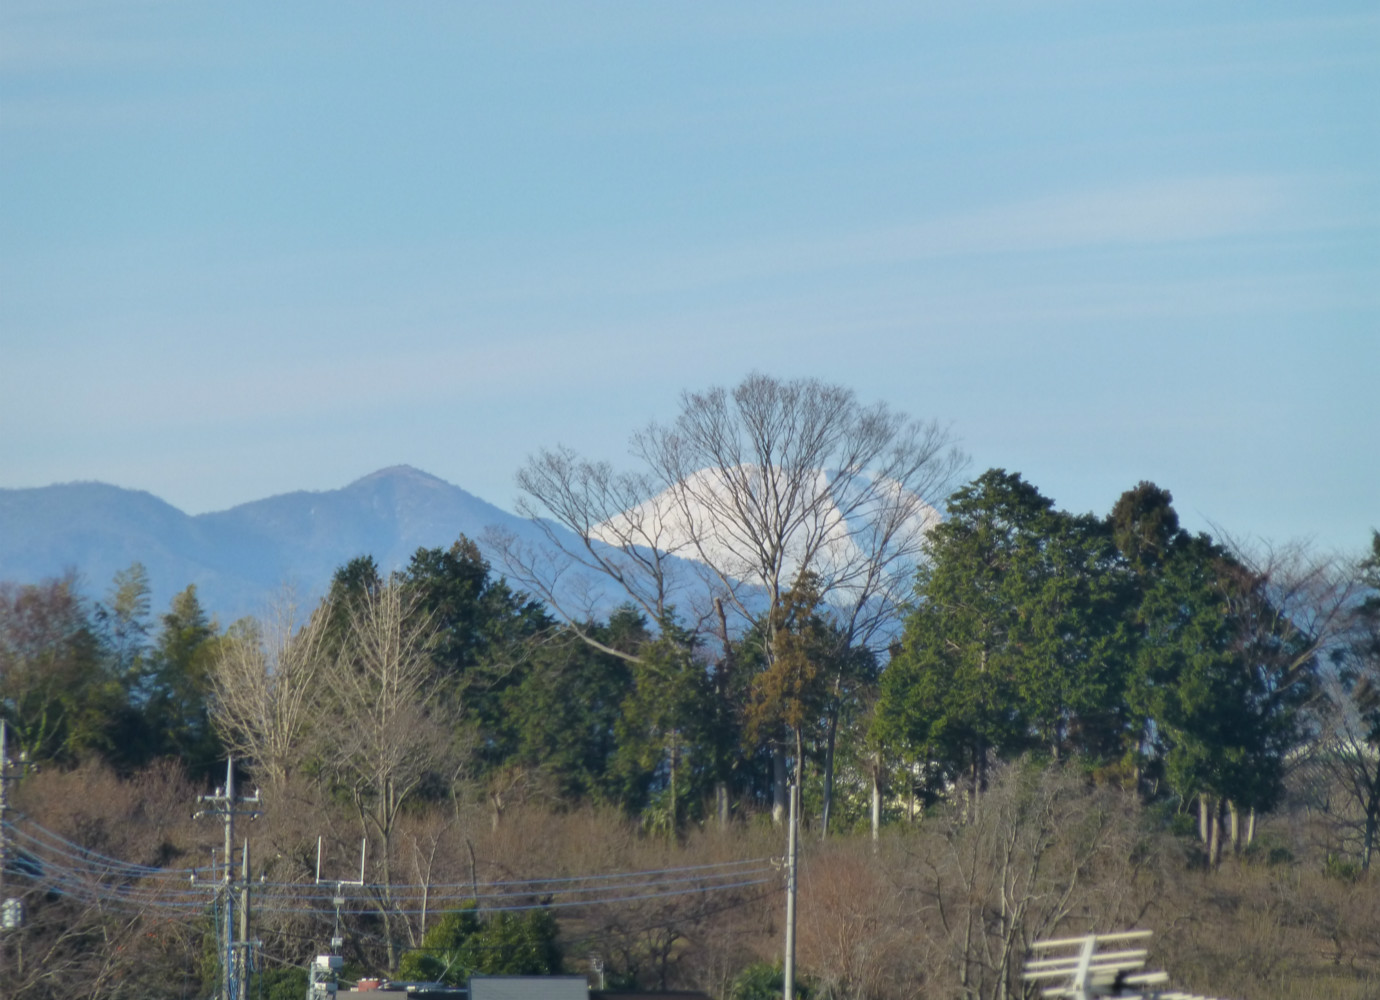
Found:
[5,477,1374,854]
[2,417,1378,997]
[2,536,824,832]
[876,472,1353,865]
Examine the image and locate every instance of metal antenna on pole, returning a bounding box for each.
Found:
[310,833,366,998]
[1023,929,1233,1000]
[315,835,366,954]
[194,757,261,1000]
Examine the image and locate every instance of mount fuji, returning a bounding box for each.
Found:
[591,465,940,593]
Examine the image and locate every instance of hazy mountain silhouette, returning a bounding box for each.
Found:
[0,467,565,621]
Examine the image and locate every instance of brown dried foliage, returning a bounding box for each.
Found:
[6,759,1380,1000]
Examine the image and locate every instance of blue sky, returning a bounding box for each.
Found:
[2,1,1376,554]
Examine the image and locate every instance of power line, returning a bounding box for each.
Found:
[7,804,779,997]
[7,818,778,918]
[19,858,775,918]
[6,818,774,890]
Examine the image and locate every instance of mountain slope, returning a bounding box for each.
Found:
[591,465,939,589]
[0,467,558,621]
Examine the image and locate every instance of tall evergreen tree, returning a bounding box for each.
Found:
[1115,486,1306,861]
[95,562,151,679]
[875,471,1055,797]
[609,613,718,831]
[92,563,159,770]
[142,585,223,779]
[875,470,1136,802]
[400,536,550,737]
[738,572,876,831]
[497,623,635,804]
[1013,511,1135,762]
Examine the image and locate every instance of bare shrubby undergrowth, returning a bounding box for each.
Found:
[7,759,1380,1000]
[783,763,1380,1000]
[8,760,204,1000]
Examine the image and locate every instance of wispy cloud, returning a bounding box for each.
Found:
[475,173,1324,305]
[904,176,1290,255]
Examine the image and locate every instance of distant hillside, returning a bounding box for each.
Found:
[0,467,565,621]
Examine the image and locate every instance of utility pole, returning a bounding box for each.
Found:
[237,839,253,1000]
[1,720,13,931]
[782,781,798,1000]
[1,720,34,977]
[194,758,261,1000]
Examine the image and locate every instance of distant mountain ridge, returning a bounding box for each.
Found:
[0,467,555,621]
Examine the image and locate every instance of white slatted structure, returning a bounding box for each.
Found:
[1023,930,1228,1000]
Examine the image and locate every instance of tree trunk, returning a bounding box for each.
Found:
[382,842,398,971]
[968,739,987,823]
[1229,799,1240,854]
[1363,797,1378,872]
[1208,798,1224,868]
[381,908,397,972]
[467,838,480,910]
[668,728,679,834]
[870,753,882,844]
[820,706,838,839]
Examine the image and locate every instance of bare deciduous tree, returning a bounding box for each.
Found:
[208,589,330,793]
[1316,678,1380,871]
[797,847,923,1000]
[499,374,963,825]
[904,763,1140,1000]
[631,375,961,652]
[1309,533,1380,870]
[500,450,691,653]
[1218,536,1375,859]
[323,578,459,970]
